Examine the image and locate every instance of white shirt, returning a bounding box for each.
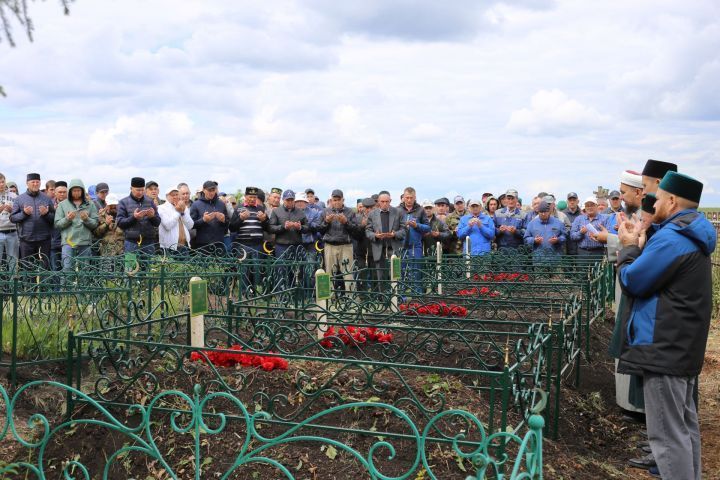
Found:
[158,201,194,250]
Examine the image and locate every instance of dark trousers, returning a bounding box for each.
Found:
[578,247,605,257]
[372,246,393,291]
[19,239,51,269]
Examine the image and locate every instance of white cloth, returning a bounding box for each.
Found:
[158,201,194,250]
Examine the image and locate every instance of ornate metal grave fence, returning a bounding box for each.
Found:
[0,380,545,479]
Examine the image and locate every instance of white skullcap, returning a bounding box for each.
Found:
[620,170,643,188]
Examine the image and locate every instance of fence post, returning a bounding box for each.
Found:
[436,242,443,295]
[189,276,207,348]
[10,277,18,388]
[315,269,331,339]
[390,254,400,310]
[465,237,472,279]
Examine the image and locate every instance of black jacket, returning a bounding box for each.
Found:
[116,194,160,243]
[318,206,361,245]
[189,195,229,247]
[10,190,56,242]
[267,205,309,245]
[617,210,716,377]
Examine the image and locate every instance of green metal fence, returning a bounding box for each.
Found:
[0,380,545,479]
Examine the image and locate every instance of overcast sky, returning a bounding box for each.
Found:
[1,0,718,205]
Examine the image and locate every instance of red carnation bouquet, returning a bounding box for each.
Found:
[190,345,289,371]
[399,302,468,317]
[320,326,393,348]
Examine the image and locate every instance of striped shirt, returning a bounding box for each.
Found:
[231,203,266,243]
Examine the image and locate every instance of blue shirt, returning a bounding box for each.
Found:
[570,214,606,250]
[524,216,566,255]
[494,207,525,249]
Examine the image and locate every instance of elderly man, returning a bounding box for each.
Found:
[524,200,565,259]
[158,186,193,255]
[353,197,376,291]
[617,171,715,480]
[422,200,450,256]
[569,197,607,257]
[365,192,405,289]
[10,173,56,268]
[294,193,322,262]
[319,189,360,292]
[267,190,309,259]
[189,181,229,253]
[116,177,160,255]
[266,187,282,213]
[457,199,494,256]
[494,188,525,250]
[229,186,268,257]
[0,172,19,271]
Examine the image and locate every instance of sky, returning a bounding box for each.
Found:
[1,0,719,205]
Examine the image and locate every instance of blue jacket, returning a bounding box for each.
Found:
[116,193,160,243]
[10,190,55,242]
[494,207,525,249]
[302,206,322,244]
[457,213,494,255]
[524,216,566,255]
[618,209,716,377]
[399,203,430,248]
[189,194,229,246]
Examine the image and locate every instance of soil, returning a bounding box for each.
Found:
[2,310,720,479]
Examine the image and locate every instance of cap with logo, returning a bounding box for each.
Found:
[453,195,465,204]
[282,189,296,200]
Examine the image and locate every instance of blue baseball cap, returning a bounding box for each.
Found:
[282,189,296,200]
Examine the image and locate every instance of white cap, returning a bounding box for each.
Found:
[583,196,598,205]
[106,193,120,206]
[468,198,481,207]
[295,193,308,203]
[421,199,433,208]
[165,186,179,195]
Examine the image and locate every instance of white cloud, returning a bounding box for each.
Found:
[86,111,194,163]
[0,0,718,205]
[409,123,444,140]
[506,89,611,136]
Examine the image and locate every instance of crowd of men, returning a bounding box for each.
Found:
[0,159,716,479]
